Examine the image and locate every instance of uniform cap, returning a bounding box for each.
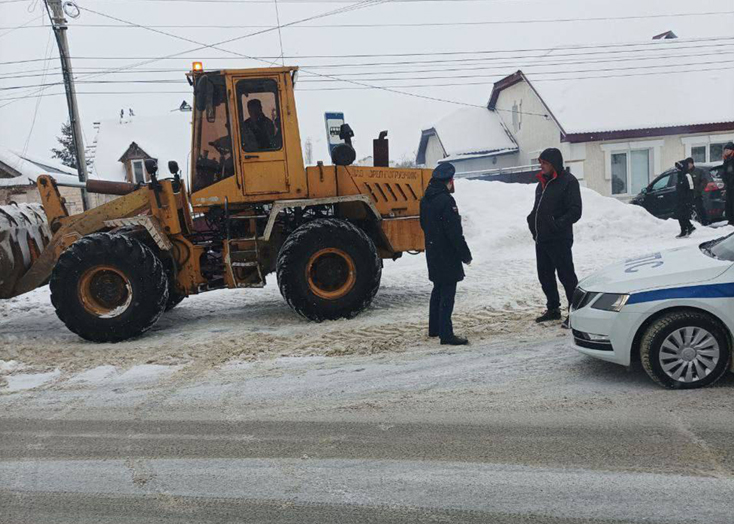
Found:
[432,162,455,181]
[724,142,734,151]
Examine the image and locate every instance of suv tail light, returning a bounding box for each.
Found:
[705,181,725,192]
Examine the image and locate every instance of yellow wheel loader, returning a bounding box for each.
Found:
[0,66,430,342]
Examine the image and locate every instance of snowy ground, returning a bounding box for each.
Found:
[0,180,731,389]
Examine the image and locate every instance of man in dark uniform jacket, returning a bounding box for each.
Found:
[688,158,709,226]
[527,148,582,328]
[723,142,734,226]
[420,162,473,345]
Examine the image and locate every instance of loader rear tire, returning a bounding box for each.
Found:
[276,218,381,321]
[50,233,169,342]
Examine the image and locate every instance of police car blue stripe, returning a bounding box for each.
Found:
[627,282,734,305]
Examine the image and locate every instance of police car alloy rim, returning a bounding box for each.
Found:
[659,327,720,383]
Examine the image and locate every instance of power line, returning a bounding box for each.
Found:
[0,14,44,39]
[2,62,733,102]
[75,1,514,112]
[11,46,734,81]
[3,10,733,30]
[3,36,734,68]
[0,0,393,107]
[8,53,734,91]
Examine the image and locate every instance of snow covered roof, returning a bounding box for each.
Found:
[488,38,734,140]
[0,147,82,188]
[416,106,517,164]
[91,112,192,182]
[528,68,734,137]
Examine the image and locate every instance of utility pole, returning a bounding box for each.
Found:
[46,0,90,210]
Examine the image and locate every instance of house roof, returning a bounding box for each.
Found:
[416,106,517,165]
[91,112,192,181]
[0,147,83,188]
[487,40,734,142]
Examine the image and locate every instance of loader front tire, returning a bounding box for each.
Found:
[277,219,381,321]
[50,233,169,342]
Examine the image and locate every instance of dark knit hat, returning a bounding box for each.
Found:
[538,148,564,175]
[432,162,455,181]
[724,142,734,152]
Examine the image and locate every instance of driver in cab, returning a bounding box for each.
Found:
[243,98,275,151]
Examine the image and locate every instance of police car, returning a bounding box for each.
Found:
[569,234,734,389]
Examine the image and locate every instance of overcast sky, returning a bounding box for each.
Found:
[1,0,733,168]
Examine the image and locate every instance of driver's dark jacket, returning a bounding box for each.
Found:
[243,115,275,150]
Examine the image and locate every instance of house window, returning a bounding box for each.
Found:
[611,153,627,195]
[691,146,707,164]
[131,159,146,184]
[611,149,651,196]
[710,143,726,162]
[684,139,732,163]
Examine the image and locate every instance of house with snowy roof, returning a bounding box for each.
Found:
[1,108,192,214]
[91,109,192,184]
[0,147,99,215]
[418,65,734,199]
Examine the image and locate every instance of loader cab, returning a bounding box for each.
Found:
[190,67,306,210]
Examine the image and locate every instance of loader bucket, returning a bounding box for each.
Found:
[0,203,51,299]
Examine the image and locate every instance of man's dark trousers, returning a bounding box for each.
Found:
[429,281,457,340]
[694,196,708,225]
[536,240,578,310]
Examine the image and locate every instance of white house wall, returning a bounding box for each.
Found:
[450,153,519,176]
[493,81,562,167]
[423,134,447,168]
[582,130,734,198]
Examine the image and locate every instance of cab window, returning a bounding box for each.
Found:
[650,173,671,191]
[191,74,234,192]
[236,79,282,153]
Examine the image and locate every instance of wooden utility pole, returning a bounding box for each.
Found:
[46,0,90,210]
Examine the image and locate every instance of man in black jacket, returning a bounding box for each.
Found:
[688,158,709,226]
[723,142,734,226]
[675,159,695,238]
[527,148,582,328]
[420,162,473,345]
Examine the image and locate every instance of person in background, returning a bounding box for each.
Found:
[688,158,709,226]
[675,159,695,238]
[723,142,734,226]
[420,162,473,346]
[527,148,582,329]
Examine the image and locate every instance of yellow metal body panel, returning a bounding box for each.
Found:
[306,164,338,199]
[380,218,425,253]
[335,166,432,218]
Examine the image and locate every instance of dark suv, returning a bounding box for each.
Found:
[631,163,726,223]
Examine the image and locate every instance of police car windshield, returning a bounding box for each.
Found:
[704,233,734,261]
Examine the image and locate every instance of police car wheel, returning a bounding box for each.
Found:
[640,311,731,389]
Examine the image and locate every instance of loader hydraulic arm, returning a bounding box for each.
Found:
[10,176,151,298]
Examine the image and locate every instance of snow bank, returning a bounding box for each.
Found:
[0,180,729,381]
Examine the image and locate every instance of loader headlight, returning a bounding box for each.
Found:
[591,293,630,312]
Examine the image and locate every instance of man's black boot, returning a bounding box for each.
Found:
[441,335,469,346]
[536,309,562,323]
[561,316,570,329]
